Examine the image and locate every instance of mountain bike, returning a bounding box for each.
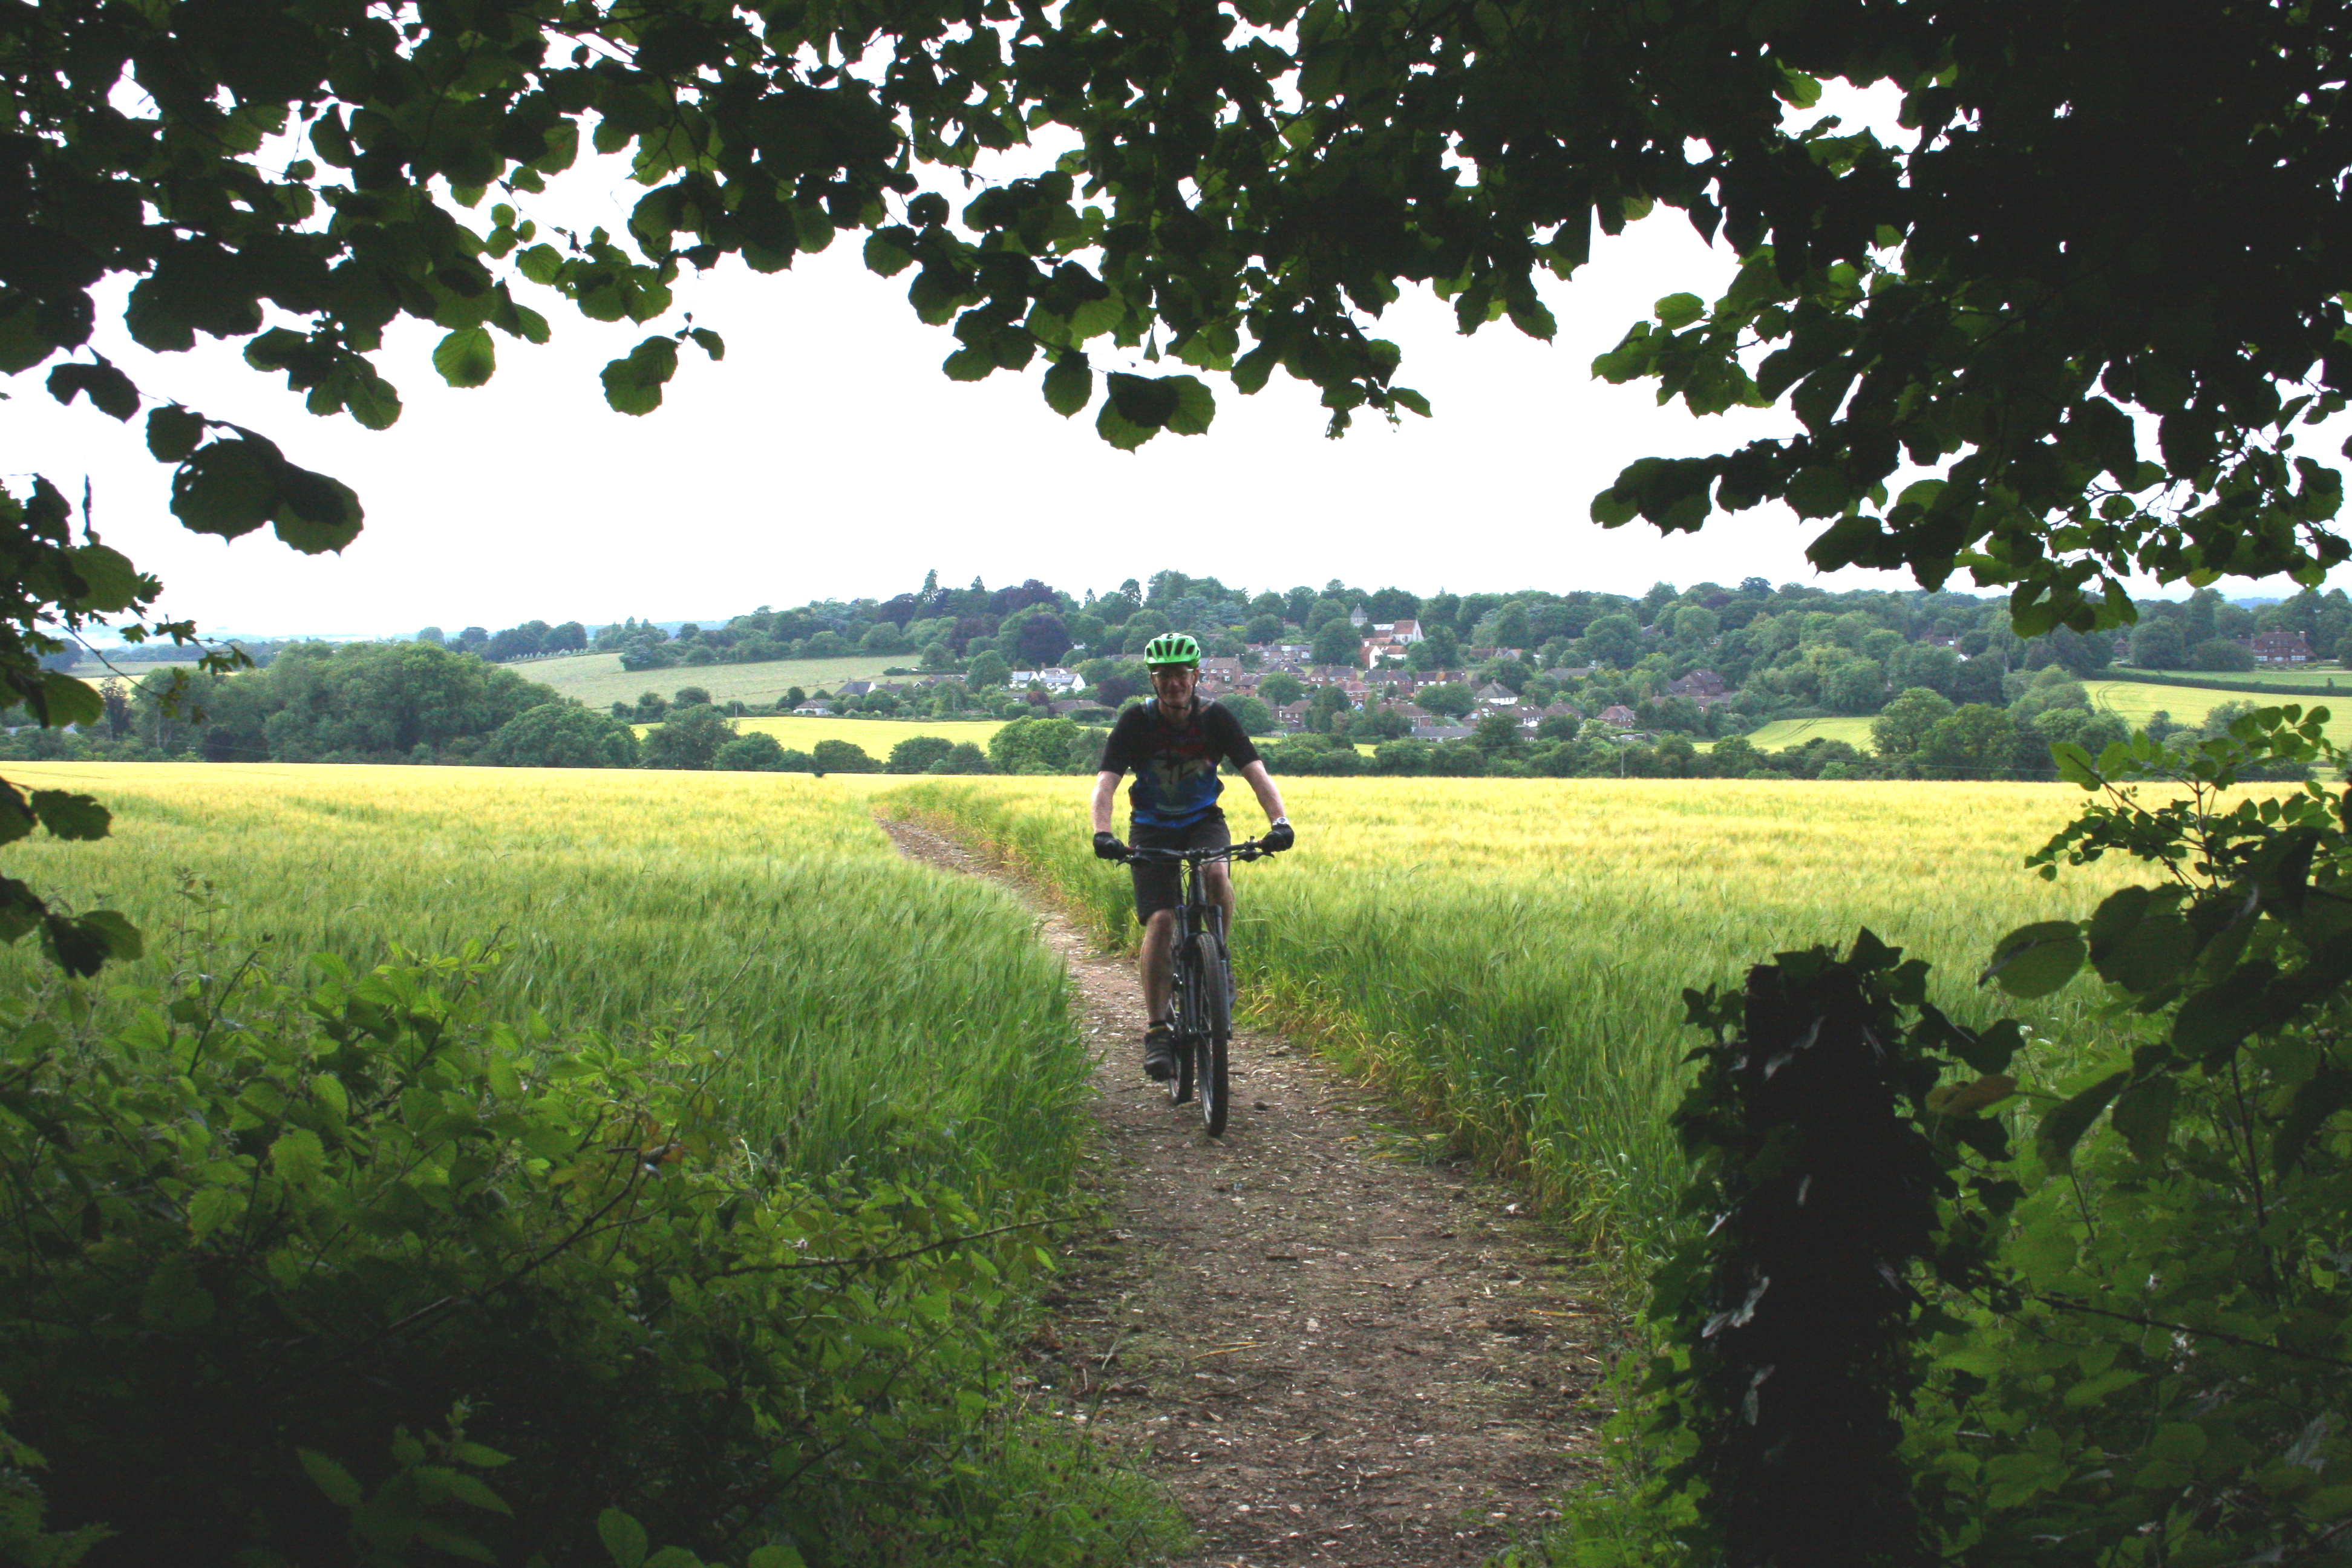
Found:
[1126,838,1269,1138]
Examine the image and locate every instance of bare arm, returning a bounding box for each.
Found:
[1238,759,1289,827]
[1091,769,1122,835]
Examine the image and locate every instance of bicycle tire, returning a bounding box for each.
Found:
[1197,930,1232,1137]
[1169,936,1197,1106]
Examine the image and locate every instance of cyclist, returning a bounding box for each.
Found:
[1091,632,1293,1082]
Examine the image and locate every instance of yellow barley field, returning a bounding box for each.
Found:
[1,762,1089,1194]
[883,774,2174,1260]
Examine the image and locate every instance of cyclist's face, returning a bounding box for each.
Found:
[1149,663,1198,707]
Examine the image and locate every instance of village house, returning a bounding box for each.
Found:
[1411,720,1475,741]
[1010,667,1083,691]
[1665,669,1728,702]
[2243,629,2314,664]
[1474,681,1518,707]
[1597,704,1639,729]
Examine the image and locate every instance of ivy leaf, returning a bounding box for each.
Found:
[432,328,496,388]
[1982,921,2088,998]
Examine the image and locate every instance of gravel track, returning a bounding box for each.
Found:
[880,817,1609,1568]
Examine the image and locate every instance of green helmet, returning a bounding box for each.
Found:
[1143,632,1201,668]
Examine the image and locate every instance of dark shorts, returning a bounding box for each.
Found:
[1129,811,1229,924]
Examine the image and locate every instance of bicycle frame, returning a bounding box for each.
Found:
[1124,838,1266,1136]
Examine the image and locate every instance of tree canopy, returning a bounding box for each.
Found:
[5,0,2351,964]
[9,0,2351,632]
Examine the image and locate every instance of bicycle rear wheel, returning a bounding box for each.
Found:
[1197,930,1232,1137]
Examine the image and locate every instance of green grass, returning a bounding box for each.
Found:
[2084,677,2351,739]
[880,776,2155,1270]
[2110,662,2350,688]
[1730,714,1880,751]
[2,762,1087,1195]
[518,650,906,708]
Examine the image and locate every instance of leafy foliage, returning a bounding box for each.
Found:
[1582,710,2352,1566]
[0,933,1162,1566]
[10,0,2345,632]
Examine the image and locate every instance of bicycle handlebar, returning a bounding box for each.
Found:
[1120,839,1270,866]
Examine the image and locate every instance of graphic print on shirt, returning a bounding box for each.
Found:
[1100,699,1259,829]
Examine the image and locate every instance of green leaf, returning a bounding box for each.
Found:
[1775,64,1824,108]
[601,337,679,416]
[0,296,53,373]
[687,327,724,361]
[599,1509,648,1568]
[2109,1073,2177,1161]
[47,361,140,420]
[1165,374,1216,435]
[747,1547,807,1568]
[271,466,365,555]
[2273,1067,2352,1174]
[272,1127,327,1186]
[440,1472,514,1515]
[1926,1074,2016,1117]
[171,438,281,539]
[1042,353,1091,417]
[432,328,496,389]
[1982,920,2088,998]
[299,1448,364,1509]
[1654,292,1705,330]
[2037,1070,2129,1171]
[187,1184,241,1238]
[517,243,566,285]
[145,405,206,462]
[29,790,109,840]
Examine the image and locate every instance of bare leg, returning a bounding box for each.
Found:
[1141,909,1177,1022]
[1203,863,1235,947]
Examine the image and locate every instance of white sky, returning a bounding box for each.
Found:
[10,85,2343,640]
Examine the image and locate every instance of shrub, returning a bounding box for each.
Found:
[0,947,1085,1566]
[711,731,788,770]
[887,735,956,774]
[482,703,639,768]
[811,738,878,773]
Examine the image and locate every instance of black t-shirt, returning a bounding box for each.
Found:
[1098,698,1261,828]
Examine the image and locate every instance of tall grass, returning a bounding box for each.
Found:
[880,776,2149,1267]
[4,762,1088,1197]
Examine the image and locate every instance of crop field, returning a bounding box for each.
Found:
[521,650,902,708]
[1,762,1088,1194]
[881,775,2168,1263]
[2109,662,2348,688]
[2082,676,2347,737]
[681,714,1010,757]
[1731,714,1878,751]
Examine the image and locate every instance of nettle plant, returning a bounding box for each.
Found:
[1638,708,2352,1567]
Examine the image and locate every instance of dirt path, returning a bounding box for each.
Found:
[881,819,1609,1567]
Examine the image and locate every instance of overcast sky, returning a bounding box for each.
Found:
[13,85,2344,641]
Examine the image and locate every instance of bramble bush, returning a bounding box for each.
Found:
[1537,707,2352,1567]
[0,918,1169,1567]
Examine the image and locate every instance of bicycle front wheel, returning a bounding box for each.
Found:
[1196,930,1232,1138]
[1168,953,1195,1106]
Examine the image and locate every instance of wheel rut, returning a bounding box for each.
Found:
[880,817,1609,1568]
